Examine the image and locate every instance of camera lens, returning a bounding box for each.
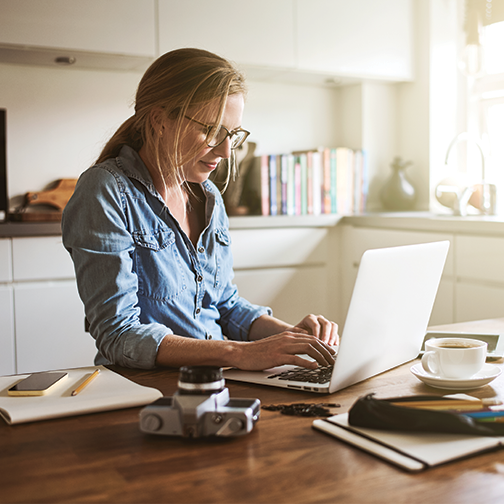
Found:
[178,366,225,394]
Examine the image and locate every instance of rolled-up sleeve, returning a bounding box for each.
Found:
[218,288,272,341]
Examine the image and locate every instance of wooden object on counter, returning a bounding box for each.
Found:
[10,178,77,222]
[25,178,78,210]
[1,318,504,503]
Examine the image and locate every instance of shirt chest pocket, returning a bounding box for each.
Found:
[132,228,187,302]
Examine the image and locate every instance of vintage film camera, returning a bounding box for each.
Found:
[139,366,260,438]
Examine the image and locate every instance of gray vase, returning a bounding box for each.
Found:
[380,157,416,210]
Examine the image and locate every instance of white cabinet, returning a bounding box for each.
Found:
[230,226,332,325]
[341,224,504,326]
[0,0,413,81]
[12,236,75,281]
[0,238,12,283]
[0,239,14,375]
[14,280,94,374]
[340,226,455,326]
[455,283,504,323]
[158,0,296,69]
[295,0,413,81]
[455,235,504,323]
[455,235,504,284]
[0,0,156,57]
[157,0,412,81]
[3,236,96,375]
[0,285,15,376]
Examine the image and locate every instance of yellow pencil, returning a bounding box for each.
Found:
[71,369,100,396]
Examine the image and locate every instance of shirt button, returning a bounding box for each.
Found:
[198,247,205,253]
[197,275,203,282]
[196,308,201,314]
[208,335,213,340]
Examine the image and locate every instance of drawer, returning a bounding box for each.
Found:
[0,238,12,283]
[230,227,328,269]
[12,236,76,281]
[343,226,455,277]
[234,265,328,325]
[14,280,95,373]
[455,282,504,322]
[456,235,504,284]
[0,285,15,375]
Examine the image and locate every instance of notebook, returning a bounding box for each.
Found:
[313,412,504,472]
[0,366,162,425]
[224,240,450,394]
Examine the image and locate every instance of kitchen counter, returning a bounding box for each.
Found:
[2,211,504,238]
[343,212,504,237]
[0,220,61,237]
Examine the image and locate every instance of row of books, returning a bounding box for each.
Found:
[259,147,368,217]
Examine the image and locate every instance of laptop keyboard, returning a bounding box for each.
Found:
[268,365,333,384]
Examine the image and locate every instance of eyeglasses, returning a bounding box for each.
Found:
[184,115,250,149]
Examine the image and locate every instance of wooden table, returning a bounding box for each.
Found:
[2,319,504,504]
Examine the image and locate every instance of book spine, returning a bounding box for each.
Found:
[269,155,277,216]
[281,154,289,215]
[299,153,308,215]
[286,154,296,216]
[295,157,302,215]
[277,154,284,215]
[312,151,322,216]
[360,149,369,213]
[347,149,355,215]
[336,147,355,215]
[323,148,331,214]
[330,148,337,214]
[306,151,313,215]
[260,154,270,216]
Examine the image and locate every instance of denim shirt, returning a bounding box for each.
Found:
[62,145,271,369]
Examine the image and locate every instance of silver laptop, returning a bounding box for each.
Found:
[224,240,450,394]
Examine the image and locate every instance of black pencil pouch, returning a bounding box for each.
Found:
[348,394,504,436]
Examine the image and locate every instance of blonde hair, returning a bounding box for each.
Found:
[96,48,247,194]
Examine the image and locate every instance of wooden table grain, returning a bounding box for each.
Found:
[2,319,504,503]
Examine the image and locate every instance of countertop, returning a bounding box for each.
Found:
[2,211,504,238]
[343,212,504,236]
[0,220,62,237]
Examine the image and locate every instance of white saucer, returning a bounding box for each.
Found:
[410,363,502,390]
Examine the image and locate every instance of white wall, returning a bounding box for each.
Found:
[0,63,139,205]
[243,80,340,156]
[0,62,342,208]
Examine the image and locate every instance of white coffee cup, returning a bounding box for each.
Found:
[421,338,487,379]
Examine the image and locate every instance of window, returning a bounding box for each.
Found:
[468,19,504,210]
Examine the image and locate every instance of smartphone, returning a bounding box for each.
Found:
[8,372,68,396]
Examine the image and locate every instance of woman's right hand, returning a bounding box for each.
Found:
[234,331,336,371]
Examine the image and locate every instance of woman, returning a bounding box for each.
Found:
[62,48,338,370]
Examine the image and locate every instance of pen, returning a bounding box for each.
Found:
[71,369,100,396]
[391,399,501,411]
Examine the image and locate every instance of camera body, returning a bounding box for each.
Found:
[139,366,260,438]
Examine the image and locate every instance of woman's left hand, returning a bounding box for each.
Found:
[291,314,339,346]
